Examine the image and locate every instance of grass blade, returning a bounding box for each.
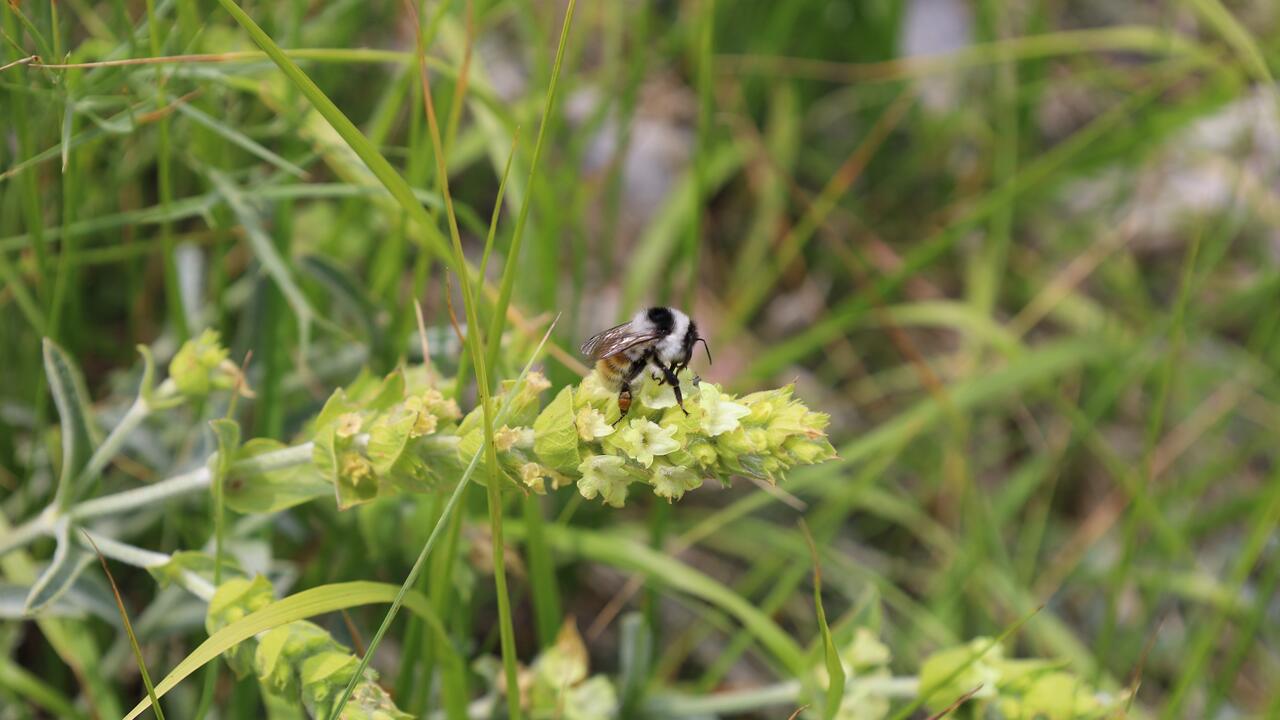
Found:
[213,0,454,267]
[206,168,320,357]
[121,580,449,720]
[482,0,577,376]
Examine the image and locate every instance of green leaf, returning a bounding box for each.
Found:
[123,581,444,720]
[44,338,99,508]
[533,386,580,474]
[225,439,331,514]
[23,522,92,615]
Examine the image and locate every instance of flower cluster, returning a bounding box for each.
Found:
[304,364,834,511]
[206,576,409,720]
[311,367,464,509]
[531,369,836,508]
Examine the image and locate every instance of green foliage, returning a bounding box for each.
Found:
[205,577,409,719]
[5,0,1280,717]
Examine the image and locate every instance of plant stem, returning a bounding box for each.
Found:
[0,441,316,557]
[80,397,149,486]
[75,529,216,601]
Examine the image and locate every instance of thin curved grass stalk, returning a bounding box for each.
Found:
[482,0,578,377]
[81,531,166,720]
[325,311,559,719]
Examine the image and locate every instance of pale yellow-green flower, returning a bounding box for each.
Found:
[495,425,534,452]
[339,452,374,487]
[418,388,462,421]
[576,455,631,508]
[525,371,552,394]
[576,406,614,442]
[577,371,617,406]
[651,464,702,502]
[335,413,363,439]
[698,384,750,436]
[519,462,548,494]
[636,377,678,409]
[844,627,891,671]
[610,419,680,468]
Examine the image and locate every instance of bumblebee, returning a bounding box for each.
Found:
[580,307,711,424]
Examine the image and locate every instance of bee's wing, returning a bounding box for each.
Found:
[580,322,658,360]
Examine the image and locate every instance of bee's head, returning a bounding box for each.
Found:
[681,318,712,367]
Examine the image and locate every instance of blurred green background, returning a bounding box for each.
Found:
[3,0,1280,717]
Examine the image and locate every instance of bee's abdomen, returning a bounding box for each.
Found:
[595,356,629,390]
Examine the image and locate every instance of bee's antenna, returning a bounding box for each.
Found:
[696,337,712,365]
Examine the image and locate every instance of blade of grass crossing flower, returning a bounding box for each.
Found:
[326,311,560,720]
[800,521,844,720]
[121,581,452,720]
[483,0,577,377]
[887,606,1042,720]
[82,531,165,720]
[390,3,521,717]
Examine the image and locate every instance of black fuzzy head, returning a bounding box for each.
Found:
[646,306,676,336]
[680,320,699,363]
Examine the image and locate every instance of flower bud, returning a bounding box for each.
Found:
[687,439,719,468]
[783,436,836,464]
[170,329,234,397]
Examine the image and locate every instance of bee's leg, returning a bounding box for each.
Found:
[613,357,647,426]
[658,361,688,415]
[612,383,633,426]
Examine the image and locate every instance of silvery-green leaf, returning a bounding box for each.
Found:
[24,522,92,615]
[44,338,99,508]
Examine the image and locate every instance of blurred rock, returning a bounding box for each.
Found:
[899,0,973,113]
